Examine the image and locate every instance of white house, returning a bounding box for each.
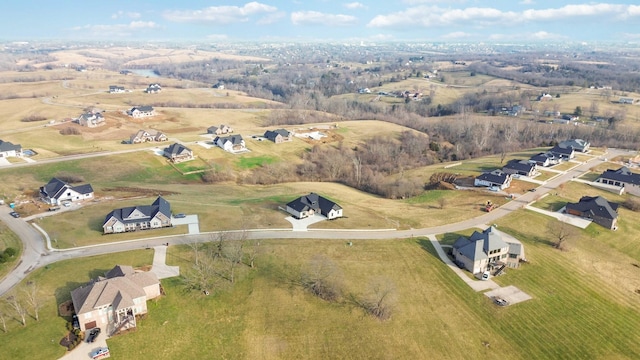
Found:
[0,139,22,158]
[40,178,94,205]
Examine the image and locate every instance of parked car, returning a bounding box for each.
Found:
[62,202,71,207]
[529,188,537,192]
[9,211,20,218]
[174,213,186,218]
[71,314,79,329]
[493,296,509,306]
[86,327,101,343]
[91,347,110,359]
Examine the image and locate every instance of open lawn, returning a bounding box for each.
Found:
[0,250,154,360]
[530,180,627,213]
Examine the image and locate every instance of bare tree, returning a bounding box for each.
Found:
[588,101,599,119]
[0,305,7,332]
[188,237,203,266]
[224,238,245,284]
[359,278,397,321]
[5,295,27,326]
[23,282,42,321]
[437,197,447,209]
[547,221,577,250]
[300,255,343,302]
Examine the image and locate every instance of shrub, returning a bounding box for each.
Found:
[4,247,16,257]
[21,114,47,122]
[59,127,81,135]
[623,198,640,212]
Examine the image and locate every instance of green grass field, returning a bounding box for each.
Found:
[0,223,22,281]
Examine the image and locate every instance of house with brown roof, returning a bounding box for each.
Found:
[163,143,194,163]
[70,265,161,333]
[207,124,233,135]
[264,129,292,143]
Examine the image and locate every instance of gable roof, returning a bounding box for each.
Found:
[549,145,574,156]
[453,226,508,262]
[215,134,244,145]
[164,143,192,156]
[476,169,510,185]
[104,196,171,225]
[503,159,535,173]
[530,152,556,162]
[566,196,619,221]
[71,265,159,315]
[264,129,291,141]
[598,166,640,186]
[40,177,94,200]
[0,140,21,152]
[559,139,589,150]
[287,193,342,215]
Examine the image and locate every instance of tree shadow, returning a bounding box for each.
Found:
[416,238,442,259]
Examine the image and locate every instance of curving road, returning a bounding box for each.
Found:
[0,148,626,296]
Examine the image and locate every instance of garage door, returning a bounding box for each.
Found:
[84,320,97,329]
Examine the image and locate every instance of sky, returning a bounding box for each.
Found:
[3,1,640,43]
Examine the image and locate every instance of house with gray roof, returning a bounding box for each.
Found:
[0,139,22,158]
[40,177,94,205]
[102,196,172,234]
[145,83,162,93]
[474,170,512,190]
[286,193,343,220]
[214,135,246,153]
[565,196,619,230]
[207,124,233,135]
[76,111,105,127]
[163,143,194,163]
[70,264,161,333]
[109,85,125,94]
[595,167,640,190]
[549,145,575,159]
[559,139,590,153]
[529,152,559,167]
[502,159,537,177]
[264,129,292,143]
[127,106,156,118]
[452,226,523,274]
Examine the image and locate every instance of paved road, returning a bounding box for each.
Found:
[0,148,628,296]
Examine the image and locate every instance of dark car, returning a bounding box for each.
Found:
[174,213,186,218]
[9,211,20,218]
[72,314,80,329]
[493,297,509,306]
[528,188,537,192]
[86,327,101,343]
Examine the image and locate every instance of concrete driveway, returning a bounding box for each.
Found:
[285,214,327,231]
[171,215,200,234]
[524,204,592,229]
[484,285,533,305]
[58,330,108,360]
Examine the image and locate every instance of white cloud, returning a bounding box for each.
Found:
[344,2,367,9]
[163,2,277,24]
[71,21,159,38]
[442,31,472,39]
[111,11,141,20]
[368,3,640,29]
[256,11,286,25]
[519,0,535,4]
[489,31,565,41]
[206,34,229,40]
[291,11,358,26]
[402,0,465,4]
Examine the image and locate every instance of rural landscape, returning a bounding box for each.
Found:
[1,24,640,360]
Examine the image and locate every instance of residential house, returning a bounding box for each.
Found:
[562,114,579,122]
[474,170,512,190]
[207,124,233,135]
[619,97,634,104]
[214,135,246,153]
[163,143,194,163]
[76,112,105,127]
[70,265,161,332]
[102,196,172,234]
[127,106,156,118]
[538,93,553,101]
[529,152,559,167]
[502,159,537,177]
[452,226,523,274]
[109,85,125,94]
[212,82,225,89]
[596,167,640,189]
[145,83,162,93]
[263,129,292,144]
[40,178,94,205]
[565,196,619,230]
[129,130,167,144]
[559,139,590,152]
[286,193,343,220]
[549,145,575,159]
[0,139,22,158]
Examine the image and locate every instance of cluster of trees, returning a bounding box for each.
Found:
[1,282,42,332]
[299,255,396,321]
[183,232,261,295]
[0,247,16,264]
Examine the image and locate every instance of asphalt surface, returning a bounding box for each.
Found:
[0,148,628,296]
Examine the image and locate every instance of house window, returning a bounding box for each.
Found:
[509,254,518,259]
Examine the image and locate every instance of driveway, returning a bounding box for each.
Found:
[58,330,108,360]
[524,204,592,229]
[285,214,327,231]
[484,285,533,305]
[171,215,200,234]
[0,157,10,166]
[150,245,180,279]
